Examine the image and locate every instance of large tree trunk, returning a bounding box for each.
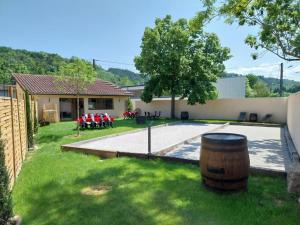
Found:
[171,93,175,119]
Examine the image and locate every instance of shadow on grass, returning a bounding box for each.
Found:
[21,165,157,225]
[37,134,65,144]
[19,158,300,225]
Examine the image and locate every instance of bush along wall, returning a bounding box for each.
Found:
[25,91,34,148]
[33,100,38,134]
[0,130,13,225]
[127,98,133,111]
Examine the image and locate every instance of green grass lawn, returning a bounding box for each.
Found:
[12,119,300,225]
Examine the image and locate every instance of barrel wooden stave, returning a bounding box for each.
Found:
[200,133,250,191]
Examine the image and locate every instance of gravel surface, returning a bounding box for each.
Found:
[166,125,289,172]
[68,123,222,154]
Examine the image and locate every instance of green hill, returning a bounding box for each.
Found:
[0,46,299,94]
[0,46,144,86]
[107,68,145,85]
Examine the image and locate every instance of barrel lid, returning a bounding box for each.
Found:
[202,133,247,144]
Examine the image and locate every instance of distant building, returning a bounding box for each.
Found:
[0,84,14,97]
[121,76,246,99]
[121,85,145,98]
[215,76,246,99]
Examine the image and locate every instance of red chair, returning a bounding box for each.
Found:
[123,111,128,119]
[104,113,114,128]
[86,114,92,128]
[78,113,87,129]
[90,113,97,128]
[94,113,100,127]
[97,113,106,128]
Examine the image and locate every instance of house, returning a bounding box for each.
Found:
[13,74,131,121]
[121,76,246,99]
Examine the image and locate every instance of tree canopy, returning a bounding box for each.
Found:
[135,15,230,118]
[57,58,96,135]
[201,0,300,61]
[245,74,274,97]
[57,57,96,93]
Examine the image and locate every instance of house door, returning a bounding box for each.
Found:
[59,98,84,121]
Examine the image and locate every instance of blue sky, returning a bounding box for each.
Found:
[0,0,299,80]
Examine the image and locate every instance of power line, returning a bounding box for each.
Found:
[92,58,134,66]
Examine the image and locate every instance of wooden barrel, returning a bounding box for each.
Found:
[200,133,250,191]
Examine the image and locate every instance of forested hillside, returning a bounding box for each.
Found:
[0,46,299,95]
[0,46,144,86]
[107,68,146,85]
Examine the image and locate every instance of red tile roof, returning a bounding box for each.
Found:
[13,74,131,96]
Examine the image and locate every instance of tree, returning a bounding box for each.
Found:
[135,15,230,118]
[127,98,133,111]
[0,130,13,224]
[246,74,258,89]
[217,0,300,61]
[288,83,300,93]
[25,90,34,148]
[33,100,38,134]
[245,77,254,97]
[253,81,271,97]
[0,59,29,84]
[57,58,96,136]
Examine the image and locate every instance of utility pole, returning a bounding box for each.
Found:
[147,121,153,159]
[92,59,96,69]
[279,63,283,97]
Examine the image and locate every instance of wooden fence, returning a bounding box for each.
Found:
[0,87,36,187]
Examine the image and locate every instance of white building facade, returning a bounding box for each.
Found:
[215,76,245,99]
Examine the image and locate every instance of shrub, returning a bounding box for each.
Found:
[0,130,13,225]
[127,98,133,111]
[33,101,38,134]
[25,90,34,148]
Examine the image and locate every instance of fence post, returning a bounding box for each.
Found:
[9,87,16,182]
[16,88,24,162]
[23,93,28,152]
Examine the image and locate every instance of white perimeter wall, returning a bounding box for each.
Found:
[133,97,287,123]
[287,92,300,155]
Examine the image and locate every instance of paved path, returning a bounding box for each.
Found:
[66,123,222,154]
[165,125,290,172]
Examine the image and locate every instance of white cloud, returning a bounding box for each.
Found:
[226,63,300,81]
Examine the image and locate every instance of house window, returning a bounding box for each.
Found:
[88,98,113,110]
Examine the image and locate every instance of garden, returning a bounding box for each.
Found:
[11,120,300,225]
[0,0,299,224]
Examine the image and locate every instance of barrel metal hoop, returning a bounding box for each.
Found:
[207,166,225,174]
[202,175,249,183]
[202,133,247,145]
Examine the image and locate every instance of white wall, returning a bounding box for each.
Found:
[215,77,245,99]
[287,92,300,155]
[133,97,287,123]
